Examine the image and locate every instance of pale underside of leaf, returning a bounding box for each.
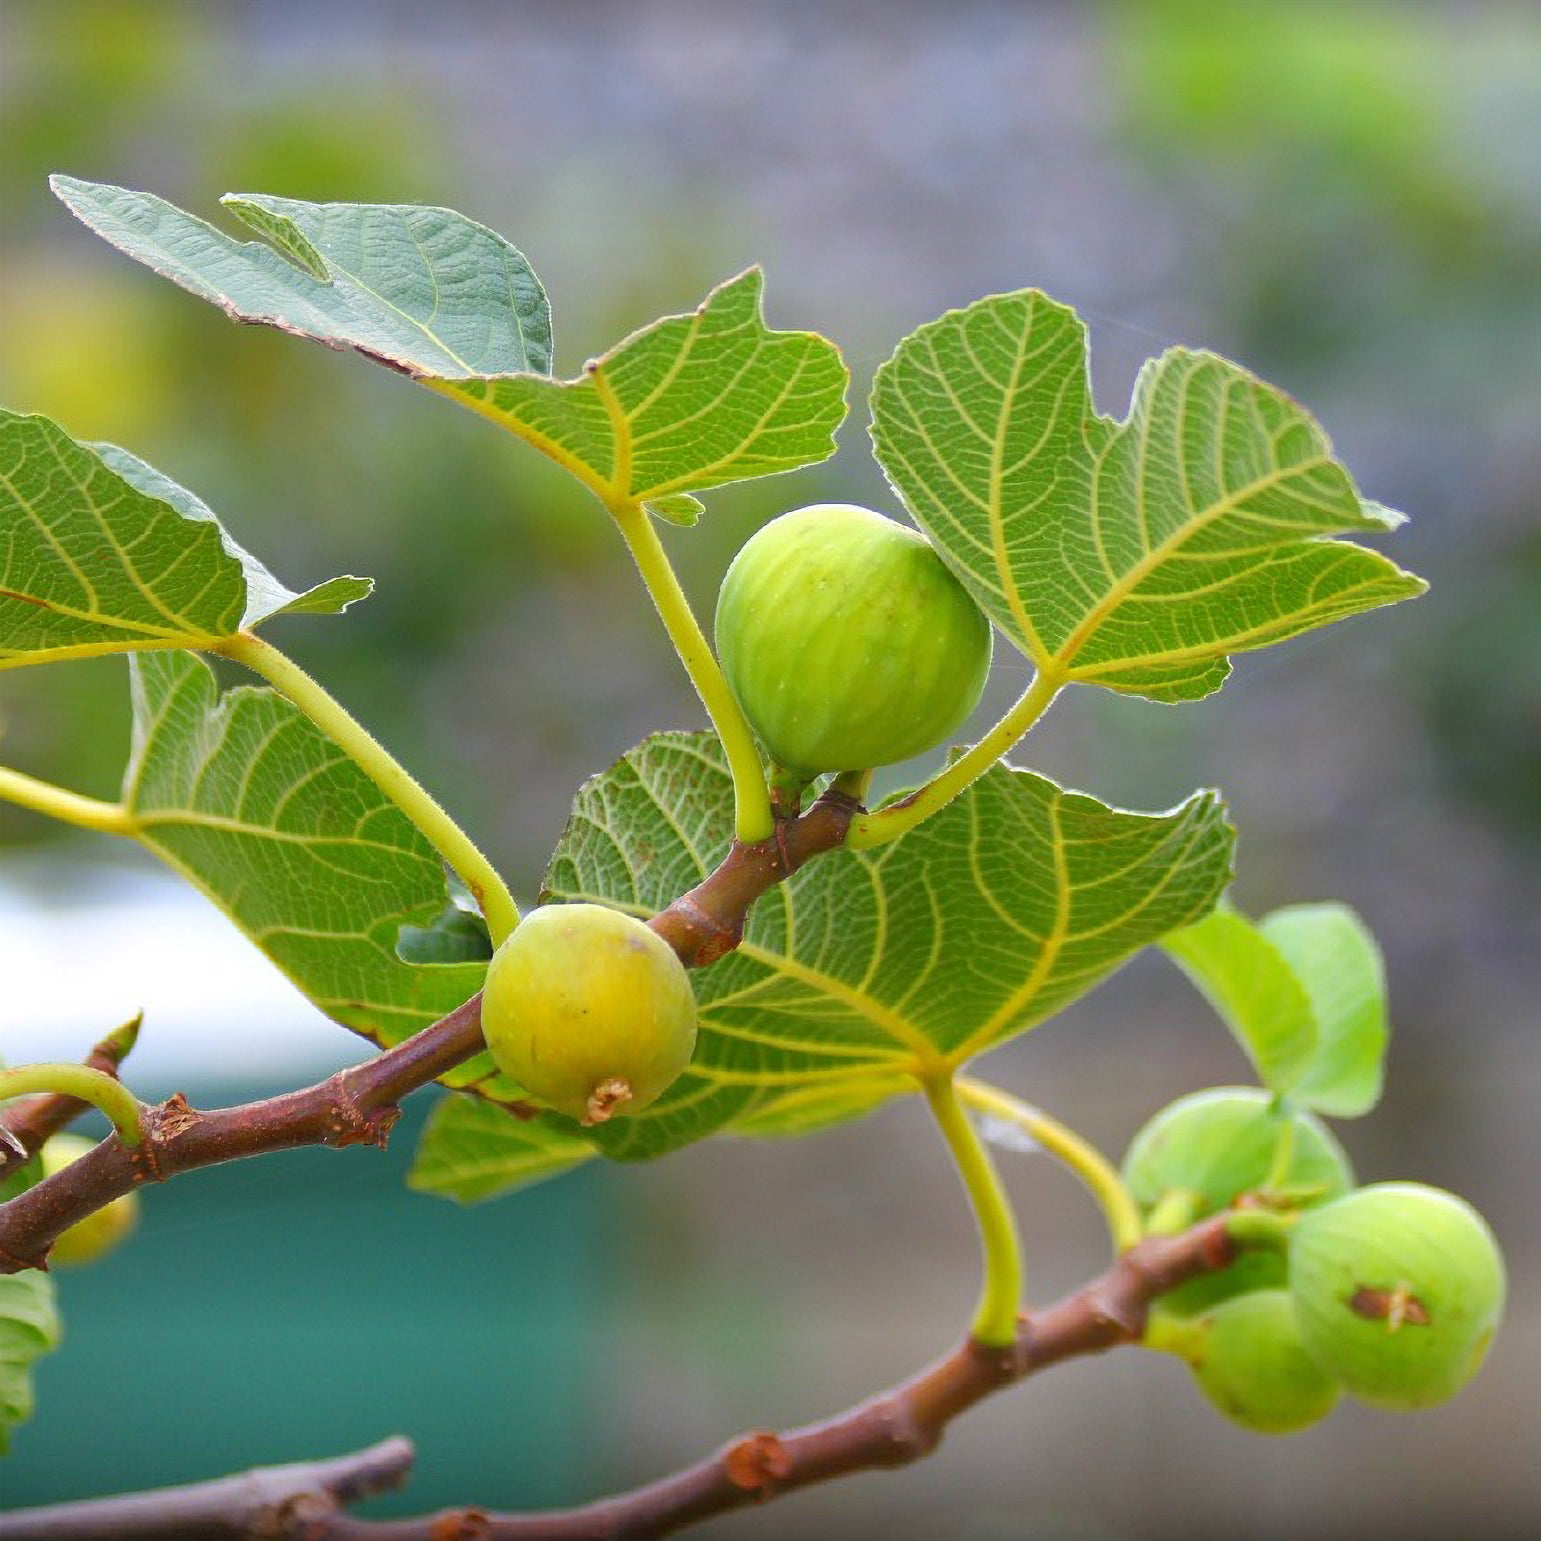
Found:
[119,651,513,1097]
[870,290,1426,703]
[0,411,369,669]
[438,267,850,504]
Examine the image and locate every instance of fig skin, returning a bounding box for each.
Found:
[481,902,697,1125]
[40,1133,139,1267]
[1187,1289,1341,1435]
[1123,1086,1354,1314]
[1289,1182,1505,1411]
[714,503,992,779]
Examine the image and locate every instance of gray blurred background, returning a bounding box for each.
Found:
[1,2,1537,1536]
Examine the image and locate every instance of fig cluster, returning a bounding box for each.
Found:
[480,902,697,1126]
[1124,1089,1505,1433]
[714,503,992,784]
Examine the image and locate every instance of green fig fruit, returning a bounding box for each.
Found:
[40,1133,139,1267]
[1123,1087,1353,1315]
[714,503,992,779]
[1186,1289,1341,1434]
[1289,1183,1505,1411]
[481,902,697,1125]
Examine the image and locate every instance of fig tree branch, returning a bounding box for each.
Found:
[0,785,859,1268]
[0,1216,1243,1541]
[0,994,487,1274]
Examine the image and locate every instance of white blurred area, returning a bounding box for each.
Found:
[0,847,367,1094]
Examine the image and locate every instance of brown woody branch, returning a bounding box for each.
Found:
[0,1015,142,1182]
[0,786,861,1271]
[0,1437,416,1540]
[0,1216,1240,1541]
[0,992,488,1274]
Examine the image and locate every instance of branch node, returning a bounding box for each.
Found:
[724,1431,793,1499]
[872,1399,940,1464]
[324,1075,399,1149]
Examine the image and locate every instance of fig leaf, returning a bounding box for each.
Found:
[1162,901,1388,1116]
[0,1272,60,1456]
[0,412,371,670]
[869,290,1425,702]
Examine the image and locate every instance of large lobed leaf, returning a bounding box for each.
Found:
[0,411,369,669]
[870,290,1425,701]
[1162,901,1388,1116]
[119,650,517,1097]
[0,1272,59,1456]
[53,179,848,511]
[412,731,1235,1195]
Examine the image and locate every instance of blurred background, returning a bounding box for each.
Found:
[1,1,1537,1536]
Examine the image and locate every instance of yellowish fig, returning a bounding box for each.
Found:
[481,903,697,1125]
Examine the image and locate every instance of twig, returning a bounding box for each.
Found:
[0,1217,1241,1541]
[0,1016,142,1181]
[0,1437,415,1540]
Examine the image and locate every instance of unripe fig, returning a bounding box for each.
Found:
[481,902,697,1125]
[1186,1289,1340,1434]
[1289,1183,1505,1411]
[1123,1087,1353,1315]
[714,503,992,779]
[40,1133,139,1267]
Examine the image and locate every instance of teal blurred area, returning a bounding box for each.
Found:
[2,1,1539,1536]
[8,1096,615,1515]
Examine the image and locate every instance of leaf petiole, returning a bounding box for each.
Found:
[608,501,775,843]
[957,1078,1143,1253]
[216,634,520,945]
[0,765,134,837]
[846,668,1063,849]
[0,1064,144,1148]
[924,1074,1024,1347]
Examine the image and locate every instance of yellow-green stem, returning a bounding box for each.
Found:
[1263,1102,1298,1191]
[1145,1187,1202,1237]
[957,1077,1143,1254]
[1225,1207,1295,1254]
[218,634,519,944]
[1141,1309,1207,1361]
[0,1065,144,1148]
[0,765,133,836]
[924,1075,1024,1346]
[609,503,774,842]
[847,668,1063,849]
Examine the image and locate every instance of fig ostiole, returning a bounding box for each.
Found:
[1122,1086,1354,1316]
[713,503,992,782]
[40,1132,139,1267]
[480,902,697,1126]
[1159,1289,1341,1435]
[1288,1182,1505,1411]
